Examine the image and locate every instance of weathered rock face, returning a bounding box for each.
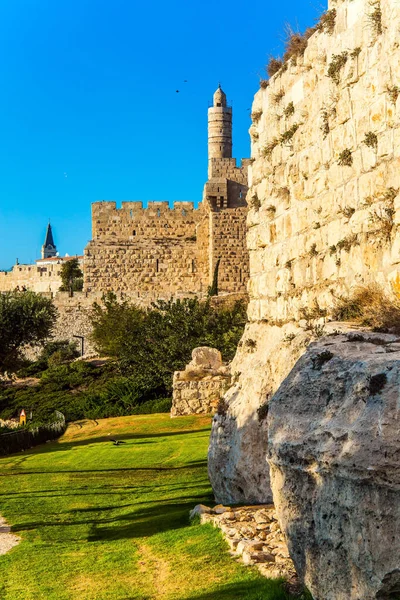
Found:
[209,0,400,505]
[171,347,231,417]
[268,332,400,600]
[208,323,313,504]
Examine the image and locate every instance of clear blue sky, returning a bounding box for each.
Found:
[0,0,321,269]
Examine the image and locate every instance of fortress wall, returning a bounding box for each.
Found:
[91,201,202,242]
[0,264,62,293]
[84,238,208,298]
[210,208,249,294]
[246,0,400,324]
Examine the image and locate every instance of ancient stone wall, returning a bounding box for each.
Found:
[171,347,231,417]
[52,293,97,356]
[247,0,400,325]
[85,201,209,298]
[0,264,63,294]
[209,0,400,504]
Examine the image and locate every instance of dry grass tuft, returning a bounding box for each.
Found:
[267,57,283,77]
[332,284,400,332]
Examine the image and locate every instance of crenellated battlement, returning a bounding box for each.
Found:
[91,200,204,242]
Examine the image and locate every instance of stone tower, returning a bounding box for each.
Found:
[208,85,232,177]
[41,222,57,259]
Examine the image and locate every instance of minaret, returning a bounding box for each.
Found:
[41,222,57,259]
[208,84,232,177]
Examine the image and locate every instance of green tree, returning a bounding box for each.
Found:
[90,295,247,401]
[0,291,57,372]
[60,258,83,293]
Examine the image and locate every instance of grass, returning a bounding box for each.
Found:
[0,414,295,600]
[332,284,400,332]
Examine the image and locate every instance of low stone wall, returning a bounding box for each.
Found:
[171,347,231,417]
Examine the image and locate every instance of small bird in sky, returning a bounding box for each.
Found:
[176,89,180,93]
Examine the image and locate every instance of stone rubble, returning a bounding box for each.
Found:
[191,503,299,590]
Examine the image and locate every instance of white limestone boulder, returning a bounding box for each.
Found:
[268,331,400,600]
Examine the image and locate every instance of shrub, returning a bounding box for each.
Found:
[350,47,362,58]
[387,84,400,104]
[364,131,378,149]
[340,206,355,219]
[251,110,262,122]
[338,148,353,166]
[328,52,348,84]
[284,102,295,118]
[260,79,269,89]
[368,1,383,36]
[262,138,279,157]
[336,233,359,252]
[317,9,336,35]
[249,194,261,211]
[280,123,300,145]
[272,89,285,104]
[332,284,400,333]
[308,243,318,257]
[283,27,317,63]
[267,58,283,77]
[320,109,330,138]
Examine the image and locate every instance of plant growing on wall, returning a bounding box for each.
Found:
[262,138,279,157]
[267,57,283,77]
[328,52,348,84]
[387,84,400,104]
[280,123,300,145]
[363,132,378,149]
[316,8,336,35]
[260,79,269,89]
[320,108,330,138]
[208,259,220,297]
[284,102,295,118]
[368,1,383,36]
[338,148,353,166]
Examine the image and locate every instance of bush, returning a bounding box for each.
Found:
[332,284,400,332]
[0,291,57,373]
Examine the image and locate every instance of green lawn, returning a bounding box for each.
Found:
[0,414,294,600]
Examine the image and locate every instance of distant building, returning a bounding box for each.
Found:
[41,223,57,259]
[0,224,83,294]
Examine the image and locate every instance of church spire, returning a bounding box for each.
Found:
[41,222,57,259]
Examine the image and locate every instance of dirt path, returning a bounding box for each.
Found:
[0,516,20,555]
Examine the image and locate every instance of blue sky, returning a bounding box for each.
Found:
[0,0,321,269]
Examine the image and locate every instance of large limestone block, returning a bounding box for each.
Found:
[268,332,400,600]
[190,347,222,370]
[208,324,312,505]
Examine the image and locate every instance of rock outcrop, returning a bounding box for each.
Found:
[171,347,231,417]
[209,0,400,505]
[268,332,400,600]
[208,324,313,504]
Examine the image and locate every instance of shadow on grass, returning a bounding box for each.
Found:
[12,493,215,540]
[1,458,208,477]
[178,579,293,600]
